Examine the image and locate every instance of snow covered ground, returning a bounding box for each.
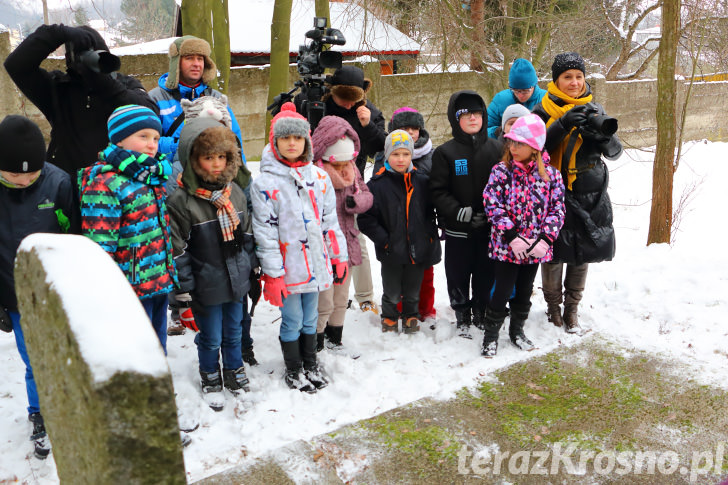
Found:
[1,141,726,483]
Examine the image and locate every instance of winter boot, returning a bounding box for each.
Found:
[563,305,582,334]
[280,338,316,393]
[241,346,259,366]
[472,307,486,331]
[381,316,398,333]
[508,303,535,351]
[200,368,225,411]
[29,412,51,460]
[300,333,328,390]
[316,332,326,352]
[223,366,251,395]
[481,307,508,358]
[455,308,472,339]
[324,325,345,351]
[402,316,420,334]
[541,262,564,327]
[563,263,588,334]
[360,300,379,315]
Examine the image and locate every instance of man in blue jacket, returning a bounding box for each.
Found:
[487,58,547,138]
[148,36,244,163]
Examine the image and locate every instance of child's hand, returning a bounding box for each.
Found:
[528,239,550,259]
[262,274,289,307]
[509,236,532,260]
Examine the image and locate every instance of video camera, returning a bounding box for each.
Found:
[581,103,618,138]
[267,17,345,130]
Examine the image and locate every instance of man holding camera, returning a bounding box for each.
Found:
[4,24,157,177]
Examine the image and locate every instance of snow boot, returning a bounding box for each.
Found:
[546,303,564,328]
[324,325,345,350]
[563,263,587,334]
[481,307,508,358]
[223,366,251,395]
[199,368,225,411]
[280,339,316,393]
[300,333,329,390]
[29,412,51,460]
[508,303,534,350]
[402,316,420,334]
[316,332,326,352]
[541,262,564,327]
[241,346,259,366]
[472,307,486,331]
[381,316,398,333]
[563,305,583,334]
[360,300,379,315]
[455,308,472,339]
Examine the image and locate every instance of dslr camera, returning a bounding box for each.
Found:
[268,17,346,130]
[581,103,618,138]
[67,42,121,74]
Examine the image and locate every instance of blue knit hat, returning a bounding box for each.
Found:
[107,105,162,145]
[509,58,538,89]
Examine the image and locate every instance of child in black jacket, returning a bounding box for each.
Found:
[358,130,442,333]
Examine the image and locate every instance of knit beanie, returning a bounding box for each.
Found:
[454,94,485,121]
[388,107,425,132]
[327,66,371,104]
[551,52,586,81]
[504,113,547,152]
[311,115,361,163]
[383,129,414,161]
[0,115,46,173]
[107,105,163,145]
[269,102,312,164]
[165,36,217,89]
[509,58,539,89]
[501,104,531,132]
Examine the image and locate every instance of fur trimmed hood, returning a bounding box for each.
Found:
[165,36,217,90]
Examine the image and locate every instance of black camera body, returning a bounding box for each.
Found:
[268,17,346,130]
[67,40,121,74]
[581,103,618,137]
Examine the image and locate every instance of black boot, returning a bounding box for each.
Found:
[280,339,316,393]
[481,307,508,358]
[472,307,486,330]
[316,332,325,352]
[508,303,534,350]
[223,366,251,395]
[300,333,328,389]
[199,368,225,411]
[29,412,51,460]
[455,308,472,339]
[241,346,259,366]
[324,325,345,350]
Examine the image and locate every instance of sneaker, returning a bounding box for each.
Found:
[403,316,420,334]
[381,317,398,333]
[29,413,51,460]
[360,301,379,315]
[167,317,186,336]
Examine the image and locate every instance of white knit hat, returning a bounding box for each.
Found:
[322,136,357,163]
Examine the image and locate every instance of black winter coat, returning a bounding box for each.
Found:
[4,24,157,177]
[429,90,503,238]
[533,91,623,264]
[0,163,79,312]
[358,167,441,267]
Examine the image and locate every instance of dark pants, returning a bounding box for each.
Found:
[10,311,40,415]
[444,235,495,312]
[490,261,539,312]
[381,263,426,319]
[141,293,169,354]
[241,297,253,349]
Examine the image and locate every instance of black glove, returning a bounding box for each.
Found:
[560,105,588,130]
[0,307,12,333]
[470,212,487,230]
[345,195,356,209]
[248,269,262,316]
[60,25,96,53]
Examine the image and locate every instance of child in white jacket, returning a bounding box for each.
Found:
[251,103,348,393]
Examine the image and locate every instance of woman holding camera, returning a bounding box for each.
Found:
[532,52,622,334]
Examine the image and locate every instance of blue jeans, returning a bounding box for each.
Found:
[194,300,244,373]
[279,292,318,343]
[241,297,253,349]
[10,311,40,415]
[141,293,169,354]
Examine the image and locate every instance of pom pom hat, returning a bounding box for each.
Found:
[269,102,312,164]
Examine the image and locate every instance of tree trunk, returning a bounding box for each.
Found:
[268,0,293,130]
[181,0,230,94]
[315,0,330,21]
[42,0,49,25]
[469,0,485,71]
[647,0,680,245]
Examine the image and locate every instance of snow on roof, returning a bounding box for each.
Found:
[111,0,420,57]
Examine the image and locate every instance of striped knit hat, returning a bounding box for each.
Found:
[107,105,162,145]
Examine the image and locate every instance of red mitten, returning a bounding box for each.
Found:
[332,260,348,285]
[262,274,289,307]
[179,307,199,332]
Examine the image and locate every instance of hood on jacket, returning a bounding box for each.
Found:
[447,90,488,145]
[311,115,361,163]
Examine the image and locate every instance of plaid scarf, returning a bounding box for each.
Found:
[194,183,240,242]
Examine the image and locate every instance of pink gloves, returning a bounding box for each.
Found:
[528,239,550,259]
[332,260,348,285]
[262,274,289,307]
[509,236,533,260]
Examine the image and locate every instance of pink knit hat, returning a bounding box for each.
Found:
[311,115,361,164]
[504,113,547,151]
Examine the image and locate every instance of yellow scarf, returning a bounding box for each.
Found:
[541,81,592,190]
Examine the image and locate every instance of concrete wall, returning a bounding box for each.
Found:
[3,30,727,160]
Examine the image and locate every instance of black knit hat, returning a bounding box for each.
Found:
[0,115,46,173]
[329,66,365,88]
[552,52,586,81]
[454,94,484,121]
